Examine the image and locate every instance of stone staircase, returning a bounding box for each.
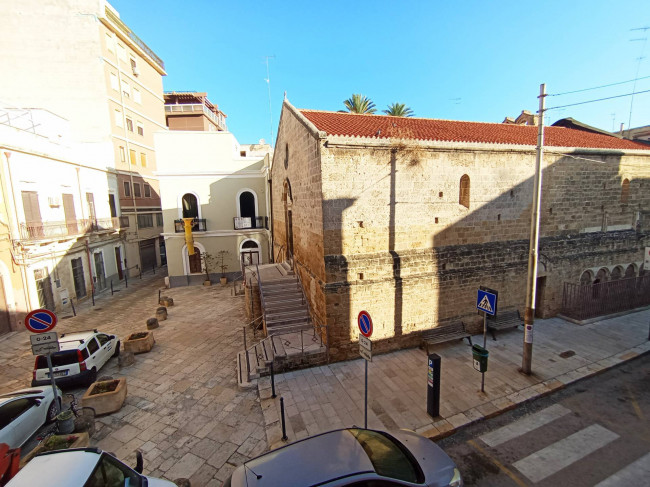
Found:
[237,261,327,389]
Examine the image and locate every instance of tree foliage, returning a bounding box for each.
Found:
[383,103,414,117]
[343,94,376,114]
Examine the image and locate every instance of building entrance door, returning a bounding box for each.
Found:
[35,268,55,311]
[115,247,123,280]
[71,257,86,298]
[94,252,106,291]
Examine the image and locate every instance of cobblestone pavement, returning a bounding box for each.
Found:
[0,272,264,486]
[260,309,650,449]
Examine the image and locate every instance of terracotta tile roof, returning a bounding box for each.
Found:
[300,110,649,150]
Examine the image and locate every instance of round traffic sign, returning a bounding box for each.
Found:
[357,310,373,338]
[25,309,57,333]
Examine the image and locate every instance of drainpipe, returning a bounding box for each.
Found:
[183,218,194,255]
[85,239,95,295]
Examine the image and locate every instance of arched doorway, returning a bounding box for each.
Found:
[182,242,205,275]
[240,239,260,270]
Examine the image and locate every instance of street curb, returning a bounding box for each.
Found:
[425,347,649,443]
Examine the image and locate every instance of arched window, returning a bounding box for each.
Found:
[610,266,624,280]
[459,175,470,208]
[621,178,630,204]
[595,268,609,283]
[624,264,636,278]
[239,191,256,220]
[579,270,593,285]
[182,193,198,219]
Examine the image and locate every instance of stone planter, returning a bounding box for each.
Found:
[156,306,167,321]
[124,331,155,354]
[146,317,159,330]
[81,378,127,416]
[159,296,174,307]
[20,432,89,468]
[203,280,212,286]
[220,276,227,286]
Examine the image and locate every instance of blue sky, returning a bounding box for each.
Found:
[110,0,650,145]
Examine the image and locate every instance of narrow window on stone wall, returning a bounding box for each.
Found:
[459,174,470,208]
[621,178,630,203]
[284,143,289,169]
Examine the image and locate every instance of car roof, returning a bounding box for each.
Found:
[243,429,374,486]
[57,331,98,349]
[0,388,46,406]
[7,450,100,486]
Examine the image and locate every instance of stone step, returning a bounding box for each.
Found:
[262,286,302,296]
[263,299,305,310]
[266,310,310,322]
[262,277,298,287]
[266,321,312,335]
[270,335,287,358]
[263,294,305,305]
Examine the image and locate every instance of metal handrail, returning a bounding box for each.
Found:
[256,262,269,336]
[292,257,329,362]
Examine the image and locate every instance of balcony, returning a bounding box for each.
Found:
[164,104,227,130]
[174,219,207,233]
[19,218,126,241]
[233,216,268,230]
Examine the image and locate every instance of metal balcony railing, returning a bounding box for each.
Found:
[19,217,126,241]
[174,218,207,233]
[233,216,268,230]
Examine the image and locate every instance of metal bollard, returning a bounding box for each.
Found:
[111,280,114,295]
[125,271,128,288]
[70,299,76,317]
[153,264,155,275]
[158,289,161,305]
[92,288,95,306]
[271,362,276,398]
[280,397,288,441]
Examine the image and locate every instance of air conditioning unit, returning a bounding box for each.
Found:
[48,196,61,207]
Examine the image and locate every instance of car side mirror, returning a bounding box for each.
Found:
[34,399,42,406]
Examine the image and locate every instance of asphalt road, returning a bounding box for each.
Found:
[439,353,650,486]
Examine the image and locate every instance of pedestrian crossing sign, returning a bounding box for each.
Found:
[477,289,497,316]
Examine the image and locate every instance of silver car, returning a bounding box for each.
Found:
[225,428,462,486]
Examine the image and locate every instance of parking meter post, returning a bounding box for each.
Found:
[46,353,60,416]
[427,354,441,418]
[280,397,288,441]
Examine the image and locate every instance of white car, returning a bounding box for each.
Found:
[7,448,176,486]
[0,386,61,449]
[32,330,120,388]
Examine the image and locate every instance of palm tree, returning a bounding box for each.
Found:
[343,94,376,114]
[383,103,414,117]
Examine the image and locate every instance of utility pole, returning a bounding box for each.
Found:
[522,83,546,375]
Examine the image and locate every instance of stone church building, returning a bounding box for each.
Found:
[270,100,650,361]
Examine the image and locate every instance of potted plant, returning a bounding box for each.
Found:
[123,331,155,354]
[201,251,216,286]
[217,250,229,285]
[81,378,127,415]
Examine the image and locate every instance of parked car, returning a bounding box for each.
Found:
[6,447,176,486]
[224,428,463,486]
[0,386,61,449]
[31,330,120,388]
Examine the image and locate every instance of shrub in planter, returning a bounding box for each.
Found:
[81,378,127,415]
[124,331,155,354]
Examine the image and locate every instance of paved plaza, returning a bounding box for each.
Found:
[0,269,648,486]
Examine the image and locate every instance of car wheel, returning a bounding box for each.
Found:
[88,367,97,386]
[47,397,61,423]
[112,341,121,358]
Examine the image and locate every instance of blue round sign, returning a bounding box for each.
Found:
[25,309,57,333]
[357,310,373,338]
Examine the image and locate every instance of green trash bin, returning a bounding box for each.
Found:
[472,344,489,373]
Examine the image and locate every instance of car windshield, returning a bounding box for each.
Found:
[349,429,421,483]
[35,350,79,368]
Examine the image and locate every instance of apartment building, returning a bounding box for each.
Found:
[1,0,167,280]
[164,92,228,132]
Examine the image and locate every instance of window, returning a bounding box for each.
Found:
[133,87,141,104]
[133,183,141,198]
[140,152,147,167]
[240,150,247,157]
[156,213,163,227]
[96,334,109,346]
[144,184,151,198]
[126,118,133,132]
[621,178,630,203]
[130,57,139,76]
[119,146,125,162]
[108,194,117,217]
[105,33,114,53]
[115,109,122,128]
[123,181,131,197]
[87,452,140,487]
[137,214,153,228]
[459,174,470,208]
[86,338,99,355]
[117,43,126,61]
[110,72,118,91]
[122,81,130,98]
[137,123,144,136]
[129,149,136,166]
[182,193,199,219]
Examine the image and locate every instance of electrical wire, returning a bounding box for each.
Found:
[548,75,650,96]
[546,89,650,111]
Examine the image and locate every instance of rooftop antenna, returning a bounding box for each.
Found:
[610,113,616,132]
[264,55,276,146]
[627,27,649,137]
